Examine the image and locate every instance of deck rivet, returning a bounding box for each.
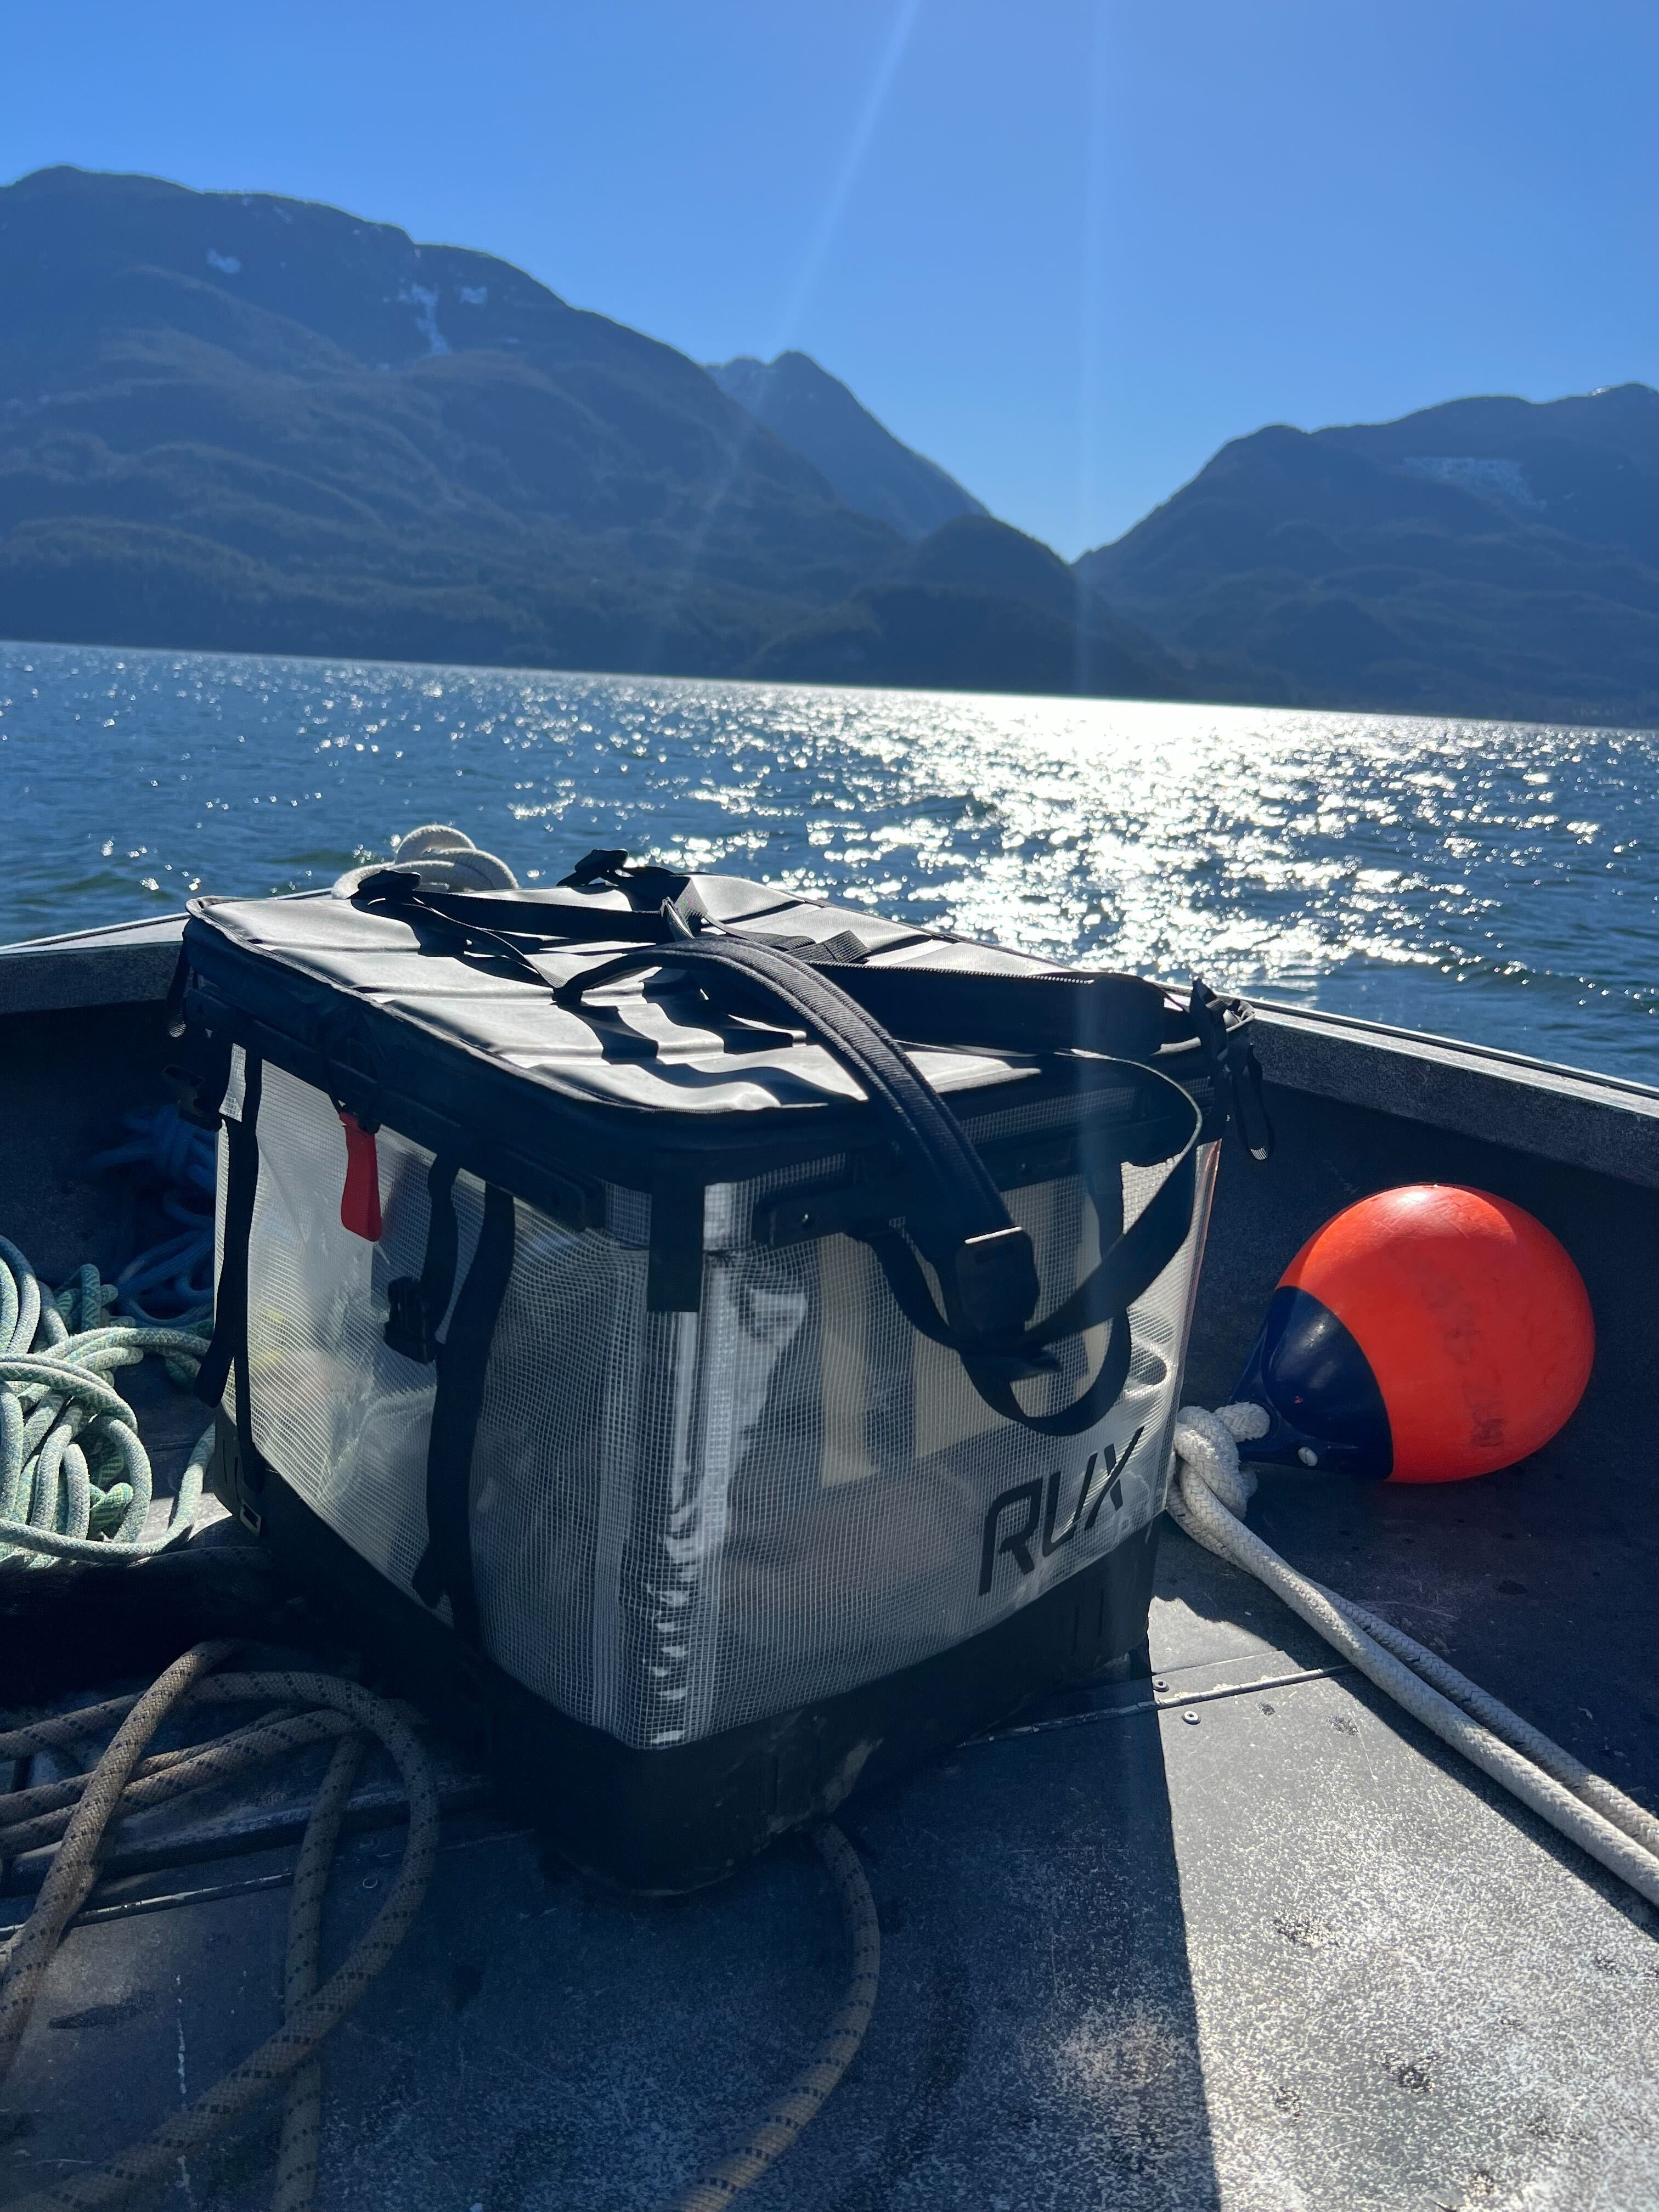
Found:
[1152,1679,1168,1692]
[1182,1711,1201,1726]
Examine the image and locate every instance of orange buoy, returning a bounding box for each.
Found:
[1235,1186,1594,1483]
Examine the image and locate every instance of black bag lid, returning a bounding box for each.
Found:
[179,873,1210,1209]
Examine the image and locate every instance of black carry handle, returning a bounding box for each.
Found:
[353,869,674,953]
[348,870,622,985]
[799,962,1164,1060]
[351,870,1169,1062]
[855,1126,1198,1436]
[558,934,1203,1435]
[561,934,1042,1343]
[356,868,1211,1432]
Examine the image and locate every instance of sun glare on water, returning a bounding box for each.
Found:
[3,646,1656,1081]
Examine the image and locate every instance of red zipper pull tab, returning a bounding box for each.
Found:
[337,1111,383,1240]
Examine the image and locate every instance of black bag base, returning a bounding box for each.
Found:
[212,1419,1161,1895]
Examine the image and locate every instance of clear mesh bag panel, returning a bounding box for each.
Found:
[466,1207,651,1738]
[240,1064,481,1596]
[596,1135,1219,1746]
[238,1066,1215,1748]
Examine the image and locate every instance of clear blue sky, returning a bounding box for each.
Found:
[7,2,1656,556]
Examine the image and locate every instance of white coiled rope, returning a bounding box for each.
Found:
[0,1237,210,1566]
[1169,1403,1659,1910]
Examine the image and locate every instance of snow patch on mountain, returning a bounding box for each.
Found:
[1401,455,1543,510]
[400,283,451,357]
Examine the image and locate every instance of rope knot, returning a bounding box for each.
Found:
[1172,1401,1265,1519]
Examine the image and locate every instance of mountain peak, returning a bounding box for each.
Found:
[0,162,584,370]
[707,349,988,540]
[1073,381,1659,723]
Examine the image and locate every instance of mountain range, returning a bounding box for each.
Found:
[0,166,1176,700]
[1077,387,1659,725]
[3,165,1659,725]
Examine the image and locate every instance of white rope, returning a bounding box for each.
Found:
[1169,1402,1659,1910]
[0,1237,210,1566]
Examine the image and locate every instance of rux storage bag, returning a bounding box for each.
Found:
[177,849,1265,1888]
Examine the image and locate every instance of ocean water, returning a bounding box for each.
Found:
[3,639,1656,1085]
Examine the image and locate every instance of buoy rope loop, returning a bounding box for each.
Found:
[1170,1402,1659,1910]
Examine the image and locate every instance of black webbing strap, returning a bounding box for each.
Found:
[795,961,1165,1060]
[560,935,1203,1434]
[855,1132,1198,1437]
[1189,977,1274,1162]
[352,871,667,961]
[347,872,1165,1062]
[384,1158,461,1363]
[193,1055,273,1492]
[559,935,1041,1340]
[1008,1136,1198,1352]
[411,1182,516,1645]
[557,849,695,908]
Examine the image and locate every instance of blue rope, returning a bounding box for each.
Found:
[86,1108,217,1331]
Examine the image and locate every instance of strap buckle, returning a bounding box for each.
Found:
[950,1224,1040,1340]
[385,1277,440,1363]
[1189,979,1274,1163]
[560,848,631,888]
[165,1057,229,1131]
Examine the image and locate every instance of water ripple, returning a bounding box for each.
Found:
[3,642,1655,1081]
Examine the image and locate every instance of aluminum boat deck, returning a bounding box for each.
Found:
[0,920,1654,2211]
